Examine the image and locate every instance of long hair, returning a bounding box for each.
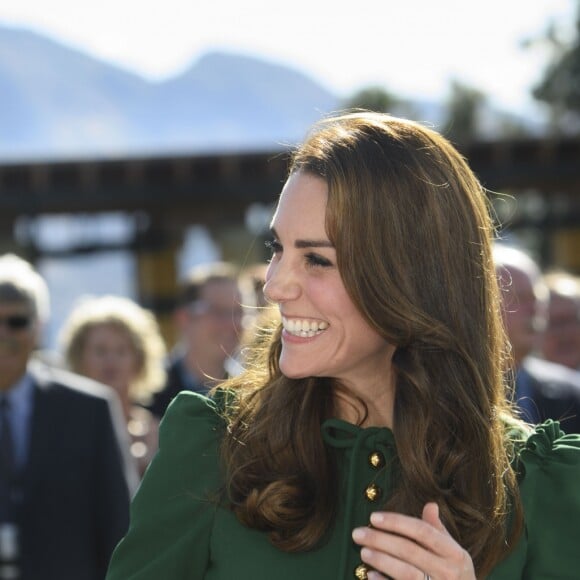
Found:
[220,112,523,577]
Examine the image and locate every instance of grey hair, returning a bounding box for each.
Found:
[492,244,549,304]
[0,254,50,323]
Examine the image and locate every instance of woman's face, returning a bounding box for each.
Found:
[80,322,140,397]
[263,171,393,392]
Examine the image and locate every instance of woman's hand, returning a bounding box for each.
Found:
[352,502,475,580]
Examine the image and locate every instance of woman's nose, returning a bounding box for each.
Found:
[263,262,301,304]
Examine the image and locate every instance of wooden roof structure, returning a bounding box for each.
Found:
[0,135,579,224]
[0,135,579,266]
[1,135,579,338]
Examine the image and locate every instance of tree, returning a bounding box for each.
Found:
[342,86,418,119]
[343,86,399,112]
[531,1,580,130]
[442,79,487,144]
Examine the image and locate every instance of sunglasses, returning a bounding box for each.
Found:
[0,315,33,330]
[188,301,244,323]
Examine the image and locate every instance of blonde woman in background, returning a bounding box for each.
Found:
[60,295,166,477]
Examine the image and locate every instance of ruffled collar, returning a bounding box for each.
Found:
[321,417,395,450]
[520,419,564,457]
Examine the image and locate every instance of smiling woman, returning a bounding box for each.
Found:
[264,172,397,426]
[106,112,580,580]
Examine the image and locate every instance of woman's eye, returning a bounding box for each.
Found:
[265,239,282,258]
[305,253,333,268]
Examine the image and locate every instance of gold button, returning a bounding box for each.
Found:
[365,483,382,502]
[354,563,369,579]
[368,451,384,468]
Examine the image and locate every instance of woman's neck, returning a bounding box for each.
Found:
[333,371,396,429]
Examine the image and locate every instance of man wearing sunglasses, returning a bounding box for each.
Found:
[0,254,133,580]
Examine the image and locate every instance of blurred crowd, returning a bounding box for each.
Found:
[0,254,271,580]
[0,244,579,579]
[494,245,580,433]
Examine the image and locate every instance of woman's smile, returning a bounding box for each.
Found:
[263,171,393,389]
[281,316,329,338]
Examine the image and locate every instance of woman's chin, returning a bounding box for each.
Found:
[279,364,310,380]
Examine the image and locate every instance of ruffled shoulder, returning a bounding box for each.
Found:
[510,419,580,576]
[516,419,580,472]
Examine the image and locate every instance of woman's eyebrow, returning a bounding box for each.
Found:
[294,239,334,249]
[270,228,333,249]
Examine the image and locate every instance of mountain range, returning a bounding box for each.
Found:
[0,25,540,162]
[0,25,346,160]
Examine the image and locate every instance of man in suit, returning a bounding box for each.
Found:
[494,244,580,433]
[149,261,244,419]
[0,254,132,580]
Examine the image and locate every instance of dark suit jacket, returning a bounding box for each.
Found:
[516,356,580,434]
[17,361,131,580]
[148,355,209,419]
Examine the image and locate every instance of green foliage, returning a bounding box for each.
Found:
[342,86,419,119]
[532,2,580,127]
[343,86,399,112]
[442,80,487,144]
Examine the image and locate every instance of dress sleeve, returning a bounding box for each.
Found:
[517,420,580,578]
[106,392,225,580]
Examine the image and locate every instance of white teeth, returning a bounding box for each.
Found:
[282,317,329,337]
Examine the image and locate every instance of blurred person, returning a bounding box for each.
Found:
[494,244,580,432]
[148,261,244,419]
[60,295,166,478]
[108,112,580,579]
[237,262,274,363]
[239,262,269,309]
[540,271,580,370]
[0,254,131,580]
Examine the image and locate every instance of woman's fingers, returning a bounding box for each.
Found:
[421,502,450,536]
[353,524,437,577]
[361,546,422,579]
[352,505,475,580]
[368,510,450,556]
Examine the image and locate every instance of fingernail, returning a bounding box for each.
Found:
[352,527,367,541]
[370,512,384,525]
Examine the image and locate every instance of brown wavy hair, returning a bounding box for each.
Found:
[219,112,523,577]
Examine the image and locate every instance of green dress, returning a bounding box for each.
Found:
[106,392,580,579]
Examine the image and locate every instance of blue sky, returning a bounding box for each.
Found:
[0,0,575,114]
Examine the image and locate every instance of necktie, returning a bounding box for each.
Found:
[0,397,15,522]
